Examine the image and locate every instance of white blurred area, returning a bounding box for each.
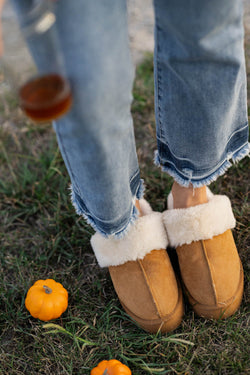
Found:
[127,0,154,64]
[128,0,250,64]
[1,0,250,68]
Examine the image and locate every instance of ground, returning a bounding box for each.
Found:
[0,2,249,375]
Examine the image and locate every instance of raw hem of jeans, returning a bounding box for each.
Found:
[113,178,145,239]
[154,142,250,188]
[69,178,145,239]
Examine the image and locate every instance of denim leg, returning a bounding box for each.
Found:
[12,0,143,237]
[52,0,143,237]
[153,0,249,187]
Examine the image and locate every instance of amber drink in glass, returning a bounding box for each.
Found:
[1,0,72,122]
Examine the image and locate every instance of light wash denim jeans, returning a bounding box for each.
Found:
[12,0,249,237]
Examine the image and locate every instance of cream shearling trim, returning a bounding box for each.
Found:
[90,200,168,267]
[138,198,153,215]
[164,191,236,247]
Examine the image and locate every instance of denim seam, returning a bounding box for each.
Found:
[56,125,81,196]
[226,122,249,144]
[155,20,164,158]
[71,195,129,224]
[156,121,249,165]
[156,138,195,162]
[130,170,145,201]
[129,169,140,184]
[70,185,134,235]
[134,178,145,201]
[155,142,249,186]
[156,141,249,180]
[70,177,144,238]
[69,170,142,225]
[106,178,145,239]
[70,186,116,224]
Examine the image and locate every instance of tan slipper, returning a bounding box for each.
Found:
[91,199,184,333]
[163,189,244,319]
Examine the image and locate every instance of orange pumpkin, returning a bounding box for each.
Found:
[91,360,132,375]
[25,279,68,321]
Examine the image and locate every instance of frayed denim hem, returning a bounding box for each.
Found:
[69,178,145,239]
[70,187,103,234]
[231,142,250,163]
[113,178,145,239]
[154,142,250,188]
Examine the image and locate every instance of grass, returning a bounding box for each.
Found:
[0,53,249,374]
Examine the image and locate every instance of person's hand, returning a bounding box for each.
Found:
[0,0,5,57]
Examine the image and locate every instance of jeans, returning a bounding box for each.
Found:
[12,0,249,237]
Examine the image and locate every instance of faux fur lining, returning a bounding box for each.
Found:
[91,200,168,268]
[137,198,153,216]
[163,192,236,247]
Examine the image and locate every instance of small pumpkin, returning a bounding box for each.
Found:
[91,359,132,375]
[25,279,68,321]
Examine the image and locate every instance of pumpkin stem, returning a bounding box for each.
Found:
[103,370,108,375]
[43,285,52,294]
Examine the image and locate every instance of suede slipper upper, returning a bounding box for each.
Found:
[163,189,243,320]
[91,199,184,333]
